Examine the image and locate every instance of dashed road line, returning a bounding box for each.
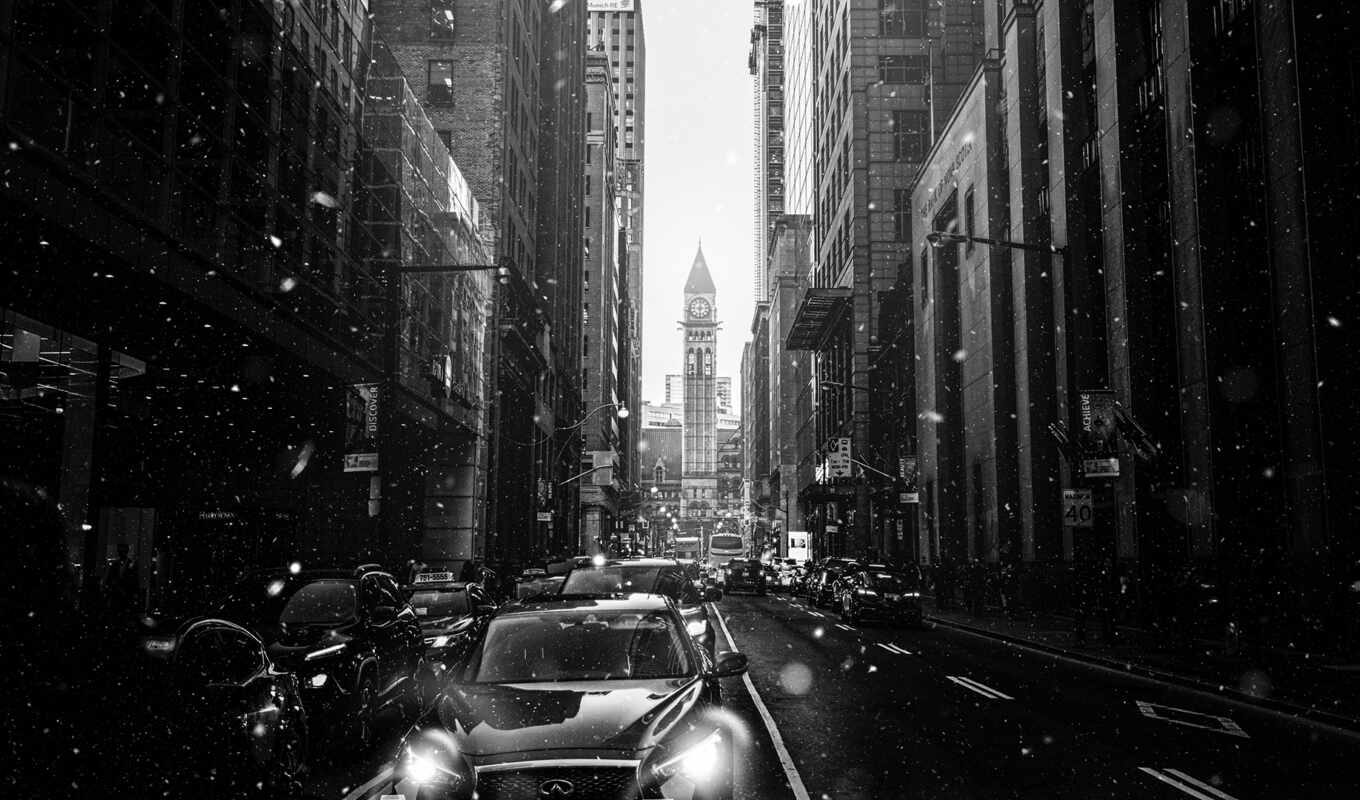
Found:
[806,610,825,618]
[834,623,854,632]
[1139,767,1239,800]
[710,604,812,800]
[947,675,1012,700]
[881,642,913,655]
[1136,701,1249,738]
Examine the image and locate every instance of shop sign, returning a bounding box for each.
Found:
[344,383,381,472]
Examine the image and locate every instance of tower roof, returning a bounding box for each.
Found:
[684,244,716,294]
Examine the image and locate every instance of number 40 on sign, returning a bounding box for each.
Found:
[1062,489,1094,527]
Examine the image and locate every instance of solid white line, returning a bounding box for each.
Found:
[1138,767,1220,800]
[342,765,395,800]
[884,643,913,655]
[710,603,812,800]
[954,675,1012,700]
[1163,769,1239,800]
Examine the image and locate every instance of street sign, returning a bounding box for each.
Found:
[900,492,920,504]
[826,437,852,478]
[536,511,553,522]
[1062,489,1094,527]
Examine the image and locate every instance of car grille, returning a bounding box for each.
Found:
[476,766,638,800]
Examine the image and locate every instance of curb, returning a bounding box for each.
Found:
[926,613,1360,739]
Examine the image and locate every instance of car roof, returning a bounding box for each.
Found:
[505,593,674,614]
[600,557,680,567]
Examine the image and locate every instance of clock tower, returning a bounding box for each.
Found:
[681,244,718,528]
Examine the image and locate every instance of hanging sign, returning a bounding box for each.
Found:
[344,383,381,472]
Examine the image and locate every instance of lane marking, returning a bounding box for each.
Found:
[1136,701,1250,738]
[948,675,1012,700]
[874,642,900,654]
[806,610,825,618]
[710,603,812,800]
[1139,767,1239,800]
[1163,769,1238,800]
[341,765,395,800]
[834,623,854,632]
[883,642,913,655]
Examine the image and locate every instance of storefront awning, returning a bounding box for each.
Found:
[785,287,852,351]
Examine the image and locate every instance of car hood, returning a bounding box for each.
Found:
[419,615,476,636]
[426,677,704,757]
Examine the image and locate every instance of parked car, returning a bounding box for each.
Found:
[805,558,858,608]
[134,616,309,795]
[561,557,723,656]
[837,565,925,626]
[218,565,427,753]
[723,558,767,595]
[388,595,748,800]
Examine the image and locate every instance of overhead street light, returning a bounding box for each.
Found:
[926,230,1064,255]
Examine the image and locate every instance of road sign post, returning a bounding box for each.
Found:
[1062,489,1094,528]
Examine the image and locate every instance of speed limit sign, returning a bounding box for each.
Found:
[1062,489,1094,528]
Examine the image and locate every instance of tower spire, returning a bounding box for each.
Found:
[685,243,716,294]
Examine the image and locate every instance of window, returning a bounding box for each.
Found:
[879,55,927,84]
[892,110,928,162]
[436,128,452,153]
[585,174,592,195]
[963,187,976,253]
[586,206,591,227]
[879,0,926,36]
[919,246,929,301]
[427,60,454,103]
[894,189,911,242]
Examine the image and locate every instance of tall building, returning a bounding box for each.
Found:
[580,48,624,553]
[902,0,1360,653]
[786,0,984,559]
[0,0,494,606]
[668,373,732,413]
[680,246,719,528]
[750,0,785,299]
[372,0,558,563]
[586,1,647,494]
[536,0,589,556]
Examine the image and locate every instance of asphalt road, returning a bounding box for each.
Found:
[302,592,1360,799]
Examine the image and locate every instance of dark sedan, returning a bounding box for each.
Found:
[404,572,498,671]
[722,558,766,595]
[389,595,748,800]
[805,558,858,608]
[836,565,925,626]
[218,565,427,754]
[560,557,723,657]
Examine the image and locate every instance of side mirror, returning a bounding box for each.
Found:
[370,605,397,625]
[710,651,748,678]
[705,587,724,602]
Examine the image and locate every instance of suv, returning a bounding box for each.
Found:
[837,564,925,626]
[723,558,767,595]
[561,558,723,656]
[218,565,426,753]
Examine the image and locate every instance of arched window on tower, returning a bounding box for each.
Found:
[687,348,696,375]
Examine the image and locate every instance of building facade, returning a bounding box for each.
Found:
[750,0,785,299]
[586,1,646,496]
[0,0,497,609]
[785,0,984,560]
[372,0,559,564]
[579,48,624,553]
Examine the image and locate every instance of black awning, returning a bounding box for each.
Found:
[785,287,852,350]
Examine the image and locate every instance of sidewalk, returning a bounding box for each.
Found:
[925,600,1360,733]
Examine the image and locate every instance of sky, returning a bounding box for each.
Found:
[639,0,754,408]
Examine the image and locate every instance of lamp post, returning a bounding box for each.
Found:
[376,258,510,562]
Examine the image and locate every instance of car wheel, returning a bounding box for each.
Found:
[347,672,378,755]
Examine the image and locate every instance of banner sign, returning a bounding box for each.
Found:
[344,383,381,472]
[826,437,852,478]
[1077,389,1119,478]
[899,455,919,503]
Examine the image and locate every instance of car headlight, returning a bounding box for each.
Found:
[399,737,472,789]
[686,619,709,637]
[304,643,347,661]
[648,728,725,783]
[856,589,879,597]
[310,673,329,688]
[425,635,451,649]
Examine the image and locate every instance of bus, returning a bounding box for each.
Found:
[673,536,702,563]
[707,532,746,569]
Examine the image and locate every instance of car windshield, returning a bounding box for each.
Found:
[709,534,743,551]
[562,566,664,594]
[469,609,692,682]
[279,580,357,625]
[410,588,469,618]
[865,572,918,592]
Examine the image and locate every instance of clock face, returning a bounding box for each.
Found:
[688,298,712,319]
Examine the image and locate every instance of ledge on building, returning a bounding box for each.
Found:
[785,287,851,351]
